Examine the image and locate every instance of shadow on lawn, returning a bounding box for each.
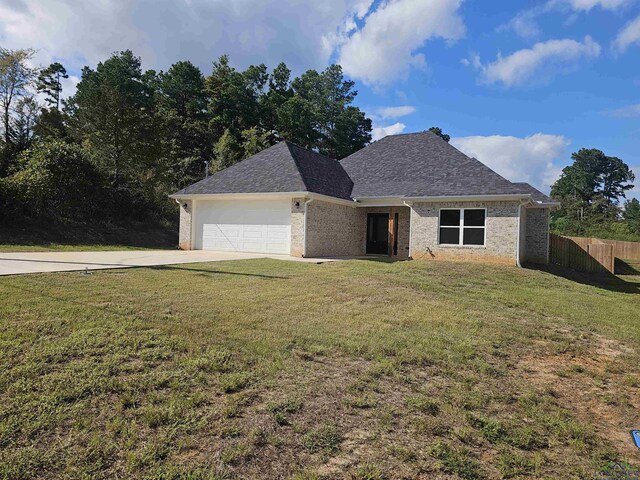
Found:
[148,264,288,279]
[525,263,640,294]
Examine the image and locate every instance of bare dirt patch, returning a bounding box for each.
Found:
[518,334,639,462]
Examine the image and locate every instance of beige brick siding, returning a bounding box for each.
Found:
[178,200,193,250]
[409,201,520,265]
[304,200,363,257]
[290,198,305,256]
[301,201,413,258]
[524,207,550,264]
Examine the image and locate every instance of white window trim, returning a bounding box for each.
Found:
[438,208,487,247]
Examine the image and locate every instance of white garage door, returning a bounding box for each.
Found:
[194,199,291,254]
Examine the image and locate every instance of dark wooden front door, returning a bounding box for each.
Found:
[366,213,389,254]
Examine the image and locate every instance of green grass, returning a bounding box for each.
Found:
[0,258,639,479]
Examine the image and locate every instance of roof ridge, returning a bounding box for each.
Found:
[283,140,341,163]
[283,142,312,192]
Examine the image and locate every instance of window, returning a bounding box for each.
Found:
[438,208,486,246]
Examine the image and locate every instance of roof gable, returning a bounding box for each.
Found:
[340,131,525,198]
[173,141,353,199]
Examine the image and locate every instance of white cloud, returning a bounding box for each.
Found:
[336,0,465,87]
[372,122,406,141]
[605,103,640,117]
[562,0,632,10]
[467,36,601,87]
[501,0,632,40]
[451,133,571,191]
[613,15,640,52]
[375,105,416,119]
[0,0,369,75]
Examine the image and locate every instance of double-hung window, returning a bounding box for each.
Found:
[438,208,486,246]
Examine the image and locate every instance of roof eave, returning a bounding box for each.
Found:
[396,194,533,202]
[168,191,356,207]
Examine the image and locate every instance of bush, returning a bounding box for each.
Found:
[8,140,104,219]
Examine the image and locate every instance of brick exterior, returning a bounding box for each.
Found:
[524,207,550,264]
[409,201,520,265]
[178,200,193,250]
[299,201,412,258]
[179,197,545,266]
[290,198,305,256]
[304,200,363,257]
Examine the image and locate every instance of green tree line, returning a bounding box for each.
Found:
[0,48,372,224]
[551,148,639,240]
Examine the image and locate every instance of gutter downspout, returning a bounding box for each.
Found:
[403,200,413,259]
[515,200,529,268]
[302,198,314,257]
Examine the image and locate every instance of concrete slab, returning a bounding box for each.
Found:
[0,250,342,276]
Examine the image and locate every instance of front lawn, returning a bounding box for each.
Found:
[1,259,638,479]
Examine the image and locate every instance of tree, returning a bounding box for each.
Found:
[624,198,640,234]
[37,62,68,110]
[428,126,450,142]
[8,140,103,218]
[262,62,293,137]
[283,64,371,158]
[33,107,68,141]
[158,61,207,118]
[0,48,36,144]
[212,128,242,172]
[551,149,635,237]
[276,96,318,149]
[332,106,372,159]
[66,50,157,189]
[241,127,270,158]
[157,61,211,188]
[552,148,634,220]
[12,96,39,152]
[0,47,37,175]
[206,55,264,137]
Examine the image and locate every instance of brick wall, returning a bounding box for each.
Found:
[410,201,520,265]
[304,199,363,257]
[524,207,550,264]
[178,200,193,250]
[290,198,305,256]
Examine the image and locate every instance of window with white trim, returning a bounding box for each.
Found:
[438,208,486,246]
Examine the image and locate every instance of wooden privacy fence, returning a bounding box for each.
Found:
[549,234,615,273]
[600,238,640,259]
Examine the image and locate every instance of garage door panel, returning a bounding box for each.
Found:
[195,200,291,253]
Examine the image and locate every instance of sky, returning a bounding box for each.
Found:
[1,0,639,199]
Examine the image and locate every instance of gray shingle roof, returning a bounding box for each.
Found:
[173,131,552,202]
[340,131,528,198]
[172,141,353,200]
[512,182,556,204]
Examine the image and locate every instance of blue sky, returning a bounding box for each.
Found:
[1,0,639,199]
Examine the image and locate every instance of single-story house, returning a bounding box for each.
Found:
[170,131,559,265]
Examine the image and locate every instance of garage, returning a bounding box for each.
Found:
[193,199,292,254]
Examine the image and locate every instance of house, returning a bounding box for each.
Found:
[170,131,559,265]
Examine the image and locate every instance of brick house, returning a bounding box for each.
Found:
[170,131,558,266]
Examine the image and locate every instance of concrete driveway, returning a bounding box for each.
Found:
[0,250,335,276]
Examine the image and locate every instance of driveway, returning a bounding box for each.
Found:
[0,250,336,276]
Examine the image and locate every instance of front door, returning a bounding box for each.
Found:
[366,213,389,254]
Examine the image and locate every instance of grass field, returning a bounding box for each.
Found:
[0,259,638,479]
